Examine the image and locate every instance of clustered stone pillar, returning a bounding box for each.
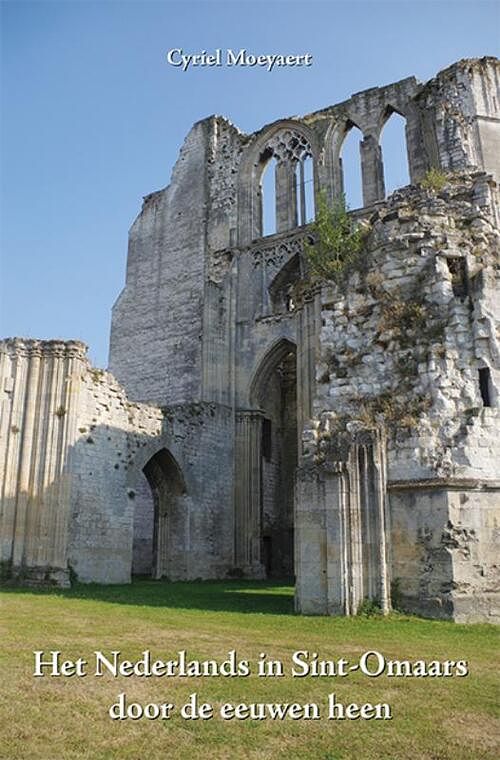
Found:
[0,338,86,585]
[296,428,391,615]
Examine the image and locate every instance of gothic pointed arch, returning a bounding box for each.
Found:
[237,121,319,246]
[237,337,298,579]
[378,106,411,196]
[339,120,365,209]
[268,254,303,314]
[249,337,297,408]
[132,446,187,580]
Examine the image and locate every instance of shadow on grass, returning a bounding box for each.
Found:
[0,578,296,615]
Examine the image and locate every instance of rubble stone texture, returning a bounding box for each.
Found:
[1,57,499,622]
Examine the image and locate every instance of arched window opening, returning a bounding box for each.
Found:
[295,155,315,225]
[340,124,364,209]
[261,156,278,236]
[380,111,410,197]
[256,130,314,238]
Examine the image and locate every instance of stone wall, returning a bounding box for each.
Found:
[109,120,211,406]
[67,365,163,583]
[0,337,235,585]
[0,339,165,585]
[416,58,500,181]
[128,402,235,581]
[295,171,499,622]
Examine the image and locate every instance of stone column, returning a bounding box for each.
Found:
[333,157,344,200]
[24,343,51,567]
[296,292,320,447]
[275,160,297,233]
[294,467,328,613]
[0,338,87,585]
[324,464,349,615]
[12,342,42,567]
[405,102,430,183]
[0,340,29,564]
[51,341,85,573]
[347,445,364,614]
[373,430,391,614]
[360,135,385,206]
[41,342,66,571]
[156,506,169,579]
[234,411,264,575]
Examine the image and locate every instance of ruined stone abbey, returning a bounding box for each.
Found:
[1,58,499,622]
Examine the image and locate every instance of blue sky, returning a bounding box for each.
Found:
[1,0,498,367]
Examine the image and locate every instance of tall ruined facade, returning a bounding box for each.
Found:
[1,58,499,622]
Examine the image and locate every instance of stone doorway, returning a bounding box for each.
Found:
[252,339,297,579]
[132,448,186,579]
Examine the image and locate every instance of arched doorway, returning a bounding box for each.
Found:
[132,448,186,579]
[251,339,297,579]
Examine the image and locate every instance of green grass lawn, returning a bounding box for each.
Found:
[0,580,499,759]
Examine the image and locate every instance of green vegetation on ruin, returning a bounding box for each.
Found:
[1,580,498,759]
[420,167,449,194]
[303,191,369,283]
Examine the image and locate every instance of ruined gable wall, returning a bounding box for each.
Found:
[109,120,216,406]
[199,60,499,602]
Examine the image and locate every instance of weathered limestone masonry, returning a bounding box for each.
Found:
[297,171,500,623]
[0,340,233,585]
[1,57,499,622]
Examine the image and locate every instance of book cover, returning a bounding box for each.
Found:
[1,2,499,758]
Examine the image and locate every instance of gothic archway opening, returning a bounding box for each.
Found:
[261,152,278,236]
[252,339,297,579]
[132,448,186,579]
[339,122,364,209]
[380,109,410,196]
